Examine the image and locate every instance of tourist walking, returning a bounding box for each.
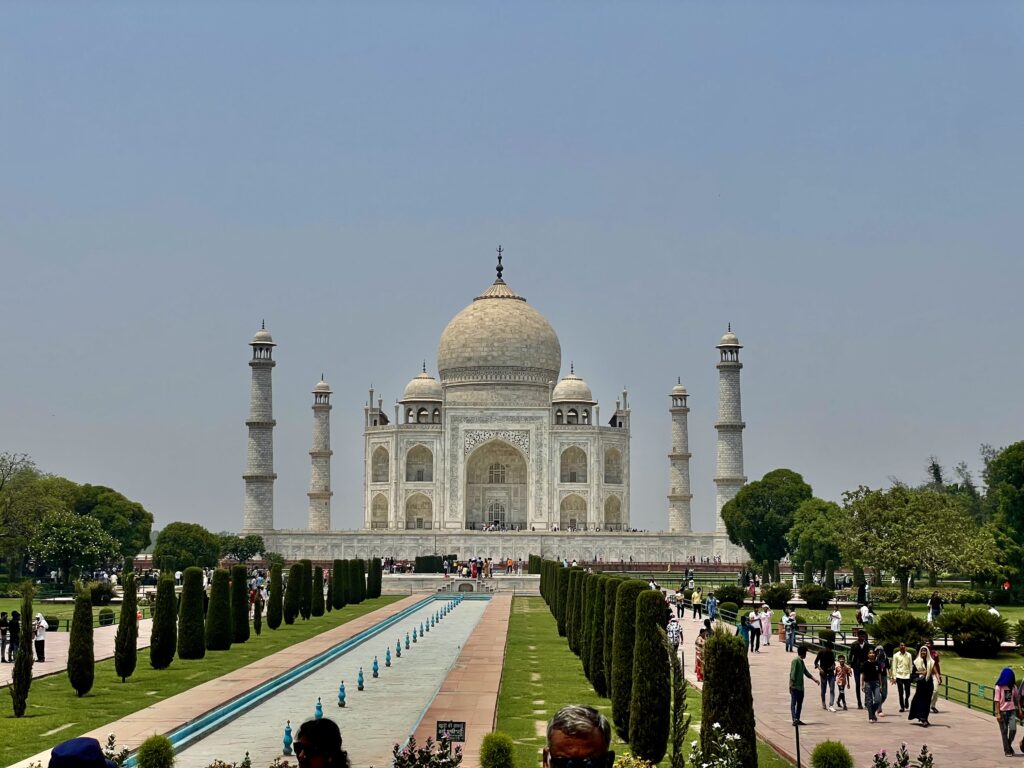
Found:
[782,608,797,652]
[747,608,762,653]
[848,630,870,709]
[891,641,914,712]
[995,667,1019,756]
[667,616,681,658]
[834,655,852,710]
[829,603,842,636]
[789,645,817,725]
[862,649,882,723]
[737,613,750,648]
[706,592,718,621]
[33,613,48,661]
[814,640,837,711]
[8,611,20,659]
[691,585,703,618]
[927,591,943,623]
[695,628,707,682]
[0,612,8,663]
[908,645,938,726]
[760,603,772,646]
[927,641,943,713]
[874,644,890,716]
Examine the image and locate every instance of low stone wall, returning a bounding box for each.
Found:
[382,573,540,595]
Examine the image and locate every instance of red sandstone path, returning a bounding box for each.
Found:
[0,619,154,688]
[678,612,1007,767]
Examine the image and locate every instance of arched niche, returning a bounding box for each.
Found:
[604,448,623,484]
[405,445,434,482]
[464,439,528,529]
[405,493,433,529]
[371,494,389,529]
[560,446,588,483]
[604,495,622,530]
[560,494,587,530]
[371,446,389,482]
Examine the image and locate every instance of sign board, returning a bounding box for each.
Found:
[436,720,467,742]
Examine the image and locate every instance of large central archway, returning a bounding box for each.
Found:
[464,439,528,529]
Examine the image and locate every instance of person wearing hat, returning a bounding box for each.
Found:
[49,737,117,768]
[34,613,49,662]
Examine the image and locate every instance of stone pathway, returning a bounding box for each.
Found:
[0,619,153,688]
[678,612,1007,767]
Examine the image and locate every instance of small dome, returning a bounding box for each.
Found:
[251,327,275,345]
[552,370,595,403]
[672,381,688,396]
[314,378,331,393]
[402,369,442,402]
[717,327,741,348]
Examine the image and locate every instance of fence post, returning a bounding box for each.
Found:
[966,681,970,709]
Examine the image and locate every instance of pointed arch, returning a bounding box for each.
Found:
[371,446,389,482]
[604,495,622,529]
[604,447,623,484]
[405,445,434,482]
[405,493,433,529]
[559,494,587,530]
[560,446,588,483]
[371,494,389,529]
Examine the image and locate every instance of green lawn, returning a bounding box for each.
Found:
[0,597,151,630]
[0,596,401,766]
[496,597,792,768]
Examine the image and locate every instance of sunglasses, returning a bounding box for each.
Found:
[293,742,327,757]
[547,753,615,768]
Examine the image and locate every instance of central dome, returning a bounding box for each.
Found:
[437,269,561,387]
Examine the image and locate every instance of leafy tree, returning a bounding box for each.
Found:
[114,571,138,682]
[218,534,265,563]
[629,590,671,763]
[787,498,844,573]
[267,563,283,630]
[284,563,302,624]
[668,630,691,768]
[0,455,68,577]
[701,629,755,768]
[299,559,313,619]
[610,579,647,740]
[312,566,326,617]
[177,566,206,659]
[721,468,813,564]
[333,559,348,609]
[149,576,177,669]
[153,522,221,570]
[842,485,998,608]
[68,585,95,696]
[984,441,1024,577]
[72,484,153,558]
[589,576,609,696]
[205,569,232,651]
[8,581,34,716]
[30,510,121,581]
[231,565,250,643]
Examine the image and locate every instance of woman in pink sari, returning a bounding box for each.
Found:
[760,603,772,646]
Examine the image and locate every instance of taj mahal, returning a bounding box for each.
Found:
[245,251,748,563]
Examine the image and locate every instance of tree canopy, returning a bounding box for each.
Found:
[73,484,153,558]
[787,497,844,572]
[721,468,812,564]
[30,509,122,578]
[153,522,221,569]
[218,533,265,563]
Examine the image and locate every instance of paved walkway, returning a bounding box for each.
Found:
[678,612,1006,767]
[0,619,153,687]
[8,596,423,768]
[412,595,513,767]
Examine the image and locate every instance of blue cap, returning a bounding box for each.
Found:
[49,738,117,768]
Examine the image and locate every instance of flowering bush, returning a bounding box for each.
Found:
[871,743,934,768]
[613,754,654,768]
[392,736,463,768]
[103,734,131,767]
[688,723,743,767]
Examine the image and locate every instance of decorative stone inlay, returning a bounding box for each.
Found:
[464,429,530,456]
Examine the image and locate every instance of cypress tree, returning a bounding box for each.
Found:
[9,581,34,716]
[556,566,570,636]
[267,564,283,630]
[825,559,835,590]
[610,579,647,740]
[357,558,368,601]
[603,578,620,693]
[334,560,349,609]
[149,575,177,669]
[299,559,313,620]
[284,563,302,624]
[231,565,250,643]
[565,569,580,652]
[177,566,206,659]
[205,568,232,651]
[589,576,608,696]
[350,559,365,604]
[581,573,596,676]
[325,573,333,613]
[803,560,813,588]
[312,566,326,616]
[114,571,138,682]
[629,590,671,763]
[67,585,95,696]
[701,629,756,768]
[253,591,263,636]
[571,569,586,656]
[368,557,383,598]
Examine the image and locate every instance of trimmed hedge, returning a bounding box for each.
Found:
[114,572,138,682]
[629,590,671,763]
[713,585,746,607]
[299,559,313,620]
[701,629,756,768]
[760,584,793,609]
[415,555,444,573]
[603,577,620,691]
[332,559,347,609]
[350,558,366,604]
[284,563,302,625]
[205,568,232,651]
[231,565,250,643]
[718,601,739,618]
[68,586,95,696]
[267,564,283,630]
[480,732,515,768]
[149,576,177,669]
[581,573,596,675]
[136,735,175,768]
[810,741,853,768]
[367,557,383,599]
[312,566,326,617]
[565,569,580,653]
[610,579,647,740]
[589,576,609,697]
[800,584,835,609]
[866,586,988,605]
[556,566,570,637]
[177,566,206,659]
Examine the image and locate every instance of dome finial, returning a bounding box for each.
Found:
[677,376,681,384]
[422,359,427,373]
[727,322,731,332]
[261,318,265,330]
[570,361,574,375]
[496,244,504,281]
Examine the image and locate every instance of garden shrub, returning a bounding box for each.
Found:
[803,560,813,586]
[367,557,383,598]
[761,584,792,609]
[114,571,138,682]
[149,576,176,669]
[810,740,853,768]
[267,563,283,629]
[935,608,1009,658]
[603,577,620,691]
[312,566,326,617]
[867,586,987,605]
[299,559,313,619]
[136,735,175,768]
[817,629,836,645]
[98,607,115,626]
[868,609,934,654]
[718,602,739,619]
[713,585,746,607]
[68,586,95,696]
[565,569,580,654]
[325,573,333,613]
[253,592,263,636]
[9,582,33,716]
[205,568,232,651]
[284,563,302,624]
[800,584,834,609]
[332,559,347,609]
[44,614,61,631]
[701,628,756,768]
[556,566,571,637]
[581,574,596,676]
[611,579,647,740]
[177,566,206,659]
[349,558,366,604]
[231,564,250,643]
[1015,619,1024,648]
[89,580,115,605]
[629,590,671,763]
[824,560,835,590]
[613,756,653,768]
[479,732,515,768]
[589,576,609,697]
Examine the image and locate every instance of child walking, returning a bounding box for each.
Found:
[835,654,852,711]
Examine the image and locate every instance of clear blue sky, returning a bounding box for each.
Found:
[2,2,1022,534]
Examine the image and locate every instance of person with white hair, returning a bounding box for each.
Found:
[33,613,48,661]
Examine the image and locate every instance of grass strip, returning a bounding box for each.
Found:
[0,596,401,766]
[496,597,792,768]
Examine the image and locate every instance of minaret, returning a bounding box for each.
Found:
[668,378,692,533]
[242,322,277,532]
[714,324,746,533]
[307,376,333,531]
